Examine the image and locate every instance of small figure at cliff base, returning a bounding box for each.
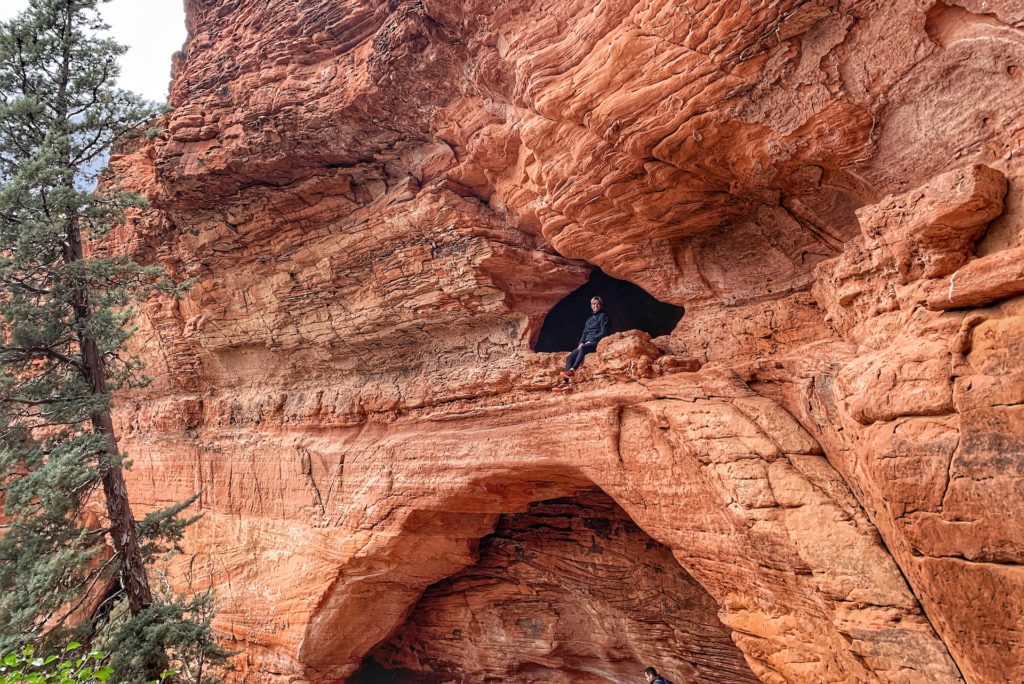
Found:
[552,296,610,392]
[644,666,673,684]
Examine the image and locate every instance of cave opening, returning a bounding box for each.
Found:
[351,488,759,684]
[533,268,684,352]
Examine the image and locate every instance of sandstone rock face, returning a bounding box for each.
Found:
[107,0,1024,682]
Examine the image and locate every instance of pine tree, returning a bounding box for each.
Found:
[0,2,221,681]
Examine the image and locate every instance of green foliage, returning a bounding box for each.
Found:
[0,643,126,683]
[0,2,221,681]
[97,595,229,684]
[136,495,202,562]
[0,642,180,683]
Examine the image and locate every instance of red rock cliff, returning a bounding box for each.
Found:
[109,0,1024,682]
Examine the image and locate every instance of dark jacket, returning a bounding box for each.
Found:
[579,312,610,346]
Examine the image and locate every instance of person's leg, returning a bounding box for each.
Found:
[565,347,582,372]
[569,342,597,371]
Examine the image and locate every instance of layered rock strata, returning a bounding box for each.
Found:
[108,0,1024,682]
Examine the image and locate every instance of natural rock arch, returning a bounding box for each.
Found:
[352,487,761,683]
[293,374,961,682]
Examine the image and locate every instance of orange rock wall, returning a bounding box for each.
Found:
[109,0,1024,682]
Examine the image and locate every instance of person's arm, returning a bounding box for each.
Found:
[597,313,610,339]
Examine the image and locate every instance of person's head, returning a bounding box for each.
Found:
[643,667,659,682]
[590,296,603,313]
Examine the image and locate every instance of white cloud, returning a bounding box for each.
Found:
[0,0,187,102]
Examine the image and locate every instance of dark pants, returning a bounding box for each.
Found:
[565,342,598,372]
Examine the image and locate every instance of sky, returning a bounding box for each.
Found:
[0,0,188,103]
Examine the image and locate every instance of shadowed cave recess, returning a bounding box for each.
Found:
[535,269,685,352]
[352,489,758,684]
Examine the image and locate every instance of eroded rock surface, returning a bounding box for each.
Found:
[107,0,1024,682]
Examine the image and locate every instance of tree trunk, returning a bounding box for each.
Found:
[64,221,156,616]
[90,372,155,615]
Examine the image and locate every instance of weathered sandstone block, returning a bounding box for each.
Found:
[927,246,1024,310]
[859,164,1007,280]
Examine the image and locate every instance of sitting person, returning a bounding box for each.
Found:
[553,296,610,391]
